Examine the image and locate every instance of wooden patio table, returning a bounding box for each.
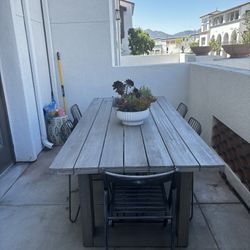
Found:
[50,96,225,247]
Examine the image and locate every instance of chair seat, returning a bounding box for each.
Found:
[109,184,170,220]
[104,171,177,250]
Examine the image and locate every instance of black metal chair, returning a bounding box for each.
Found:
[104,171,177,250]
[60,120,74,143]
[188,117,202,136]
[176,103,188,118]
[70,104,82,127]
[188,117,202,221]
[60,120,80,223]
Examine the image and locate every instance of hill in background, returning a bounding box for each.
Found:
[145,29,199,39]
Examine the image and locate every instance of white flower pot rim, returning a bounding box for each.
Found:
[117,109,150,126]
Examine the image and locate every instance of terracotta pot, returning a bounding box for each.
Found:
[190,46,212,56]
[222,44,250,58]
[117,109,149,126]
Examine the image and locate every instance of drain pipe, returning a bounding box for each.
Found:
[21,0,53,149]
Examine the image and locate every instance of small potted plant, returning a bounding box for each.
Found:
[112,79,156,126]
[209,38,221,55]
[190,41,212,56]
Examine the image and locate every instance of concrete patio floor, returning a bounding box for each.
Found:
[0,147,250,250]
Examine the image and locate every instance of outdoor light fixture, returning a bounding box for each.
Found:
[115,9,121,20]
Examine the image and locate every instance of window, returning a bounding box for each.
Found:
[120,6,126,40]
[202,25,207,32]
[246,10,250,18]
[201,37,206,45]
[235,11,239,20]
[212,16,223,26]
[212,18,217,26]
[219,16,223,24]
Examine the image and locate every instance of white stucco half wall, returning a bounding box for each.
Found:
[121,54,180,66]
[188,63,250,144]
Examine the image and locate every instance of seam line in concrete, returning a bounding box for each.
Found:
[0,203,67,207]
[0,164,30,201]
[195,193,221,250]
[195,201,241,205]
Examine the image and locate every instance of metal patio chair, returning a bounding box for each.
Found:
[60,119,80,223]
[188,117,202,136]
[103,171,177,250]
[70,104,82,127]
[177,102,188,118]
[188,117,202,220]
[60,119,74,143]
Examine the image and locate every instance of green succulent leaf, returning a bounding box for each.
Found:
[112,80,156,112]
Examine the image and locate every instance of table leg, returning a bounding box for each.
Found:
[78,174,95,247]
[176,172,192,247]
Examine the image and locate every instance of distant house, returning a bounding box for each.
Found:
[199,2,250,46]
[151,38,167,54]
[120,0,134,55]
[166,34,199,54]
[166,37,180,54]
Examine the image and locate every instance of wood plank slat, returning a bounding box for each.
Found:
[99,108,124,171]
[150,101,199,169]
[74,99,113,173]
[124,125,148,173]
[49,98,103,174]
[157,97,225,168]
[141,114,174,172]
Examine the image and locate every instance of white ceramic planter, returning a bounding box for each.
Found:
[117,109,149,126]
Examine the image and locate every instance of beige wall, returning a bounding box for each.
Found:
[188,63,250,145]
[121,54,180,66]
[47,0,189,115]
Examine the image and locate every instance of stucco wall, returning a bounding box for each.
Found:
[2,0,250,163]
[47,0,189,117]
[188,63,250,145]
[0,0,188,161]
[197,58,250,71]
[121,54,180,66]
[0,0,42,161]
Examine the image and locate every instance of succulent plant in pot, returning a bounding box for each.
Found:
[112,79,156,126]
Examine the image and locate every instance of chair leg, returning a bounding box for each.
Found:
[170,219,174,250]
[171,190,177,250]
[69,175,81,223]
[105,219,109,250]
[104,190,109,250]
[189,173,194,221]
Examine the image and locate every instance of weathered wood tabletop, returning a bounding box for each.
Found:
[50,96,224,174]
[49,96,225,247]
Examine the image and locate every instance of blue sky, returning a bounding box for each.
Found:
[132,0,245,34]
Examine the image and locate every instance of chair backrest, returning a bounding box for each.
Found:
[70,104,82,126]
[188,117,202,135]
[60,120,74,142]
[177,102,188,118]
[104,170,176,188]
